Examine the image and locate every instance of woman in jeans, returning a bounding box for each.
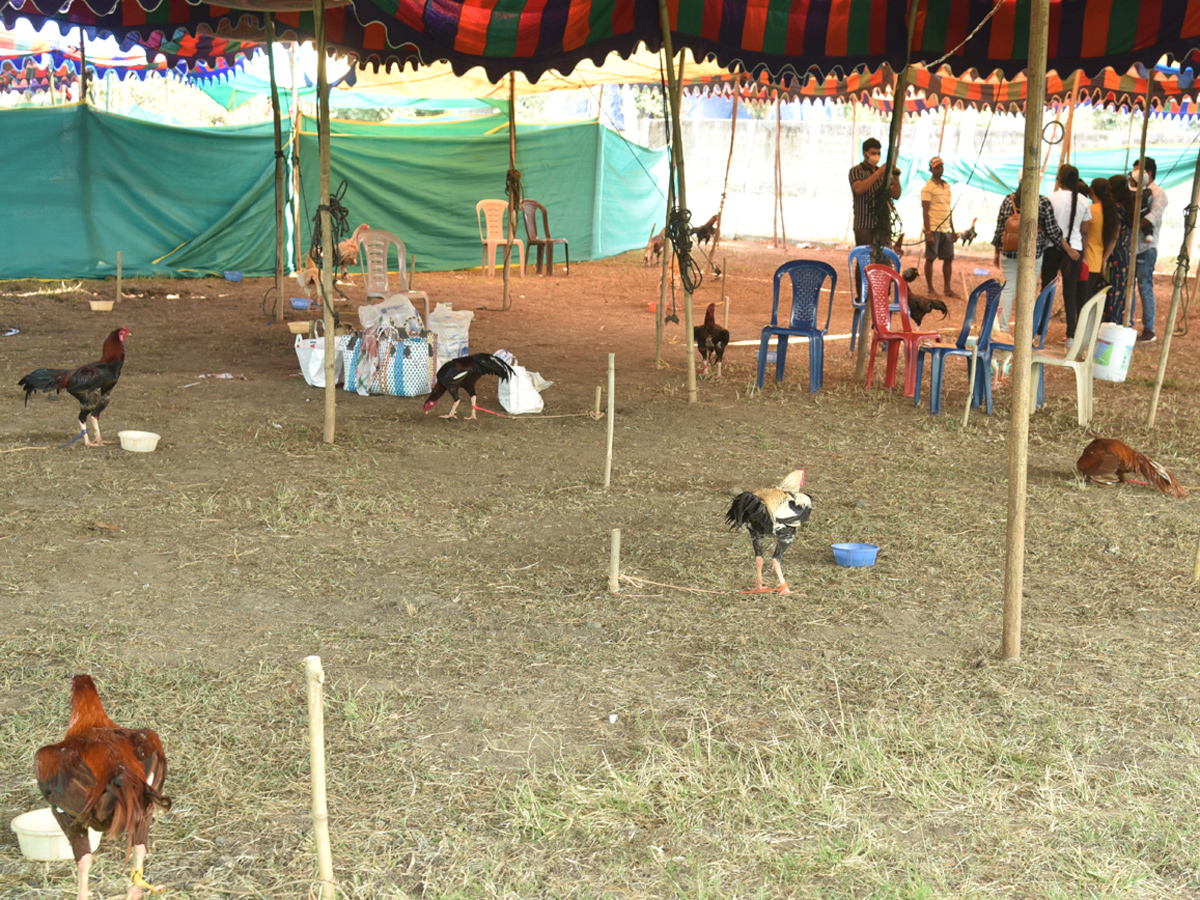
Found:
[991,181,1065,332]
[1047,164,1092,344]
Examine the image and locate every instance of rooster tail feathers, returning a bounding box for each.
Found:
[1142,454,1188,499]
[471,354,516,381]
[18,368,69,403]
[726,492,774,534]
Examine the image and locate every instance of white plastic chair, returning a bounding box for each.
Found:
[1030,289,1106,426]
[476,199,525,277]
[356,229,429,323]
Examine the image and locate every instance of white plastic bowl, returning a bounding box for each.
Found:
[89,300,114,312]
[118,430,161,452]
[10,808,101,861]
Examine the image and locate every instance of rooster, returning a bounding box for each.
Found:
[18,327,129,447]
[35,675,171,900]
[958,217,978,247]
[423,353,515,419]
[1077,438,1187,498]
[693,214,720,246]
[334,223,370,280]
[726,469,813,594]
[901,268,949,326]
[694,303,730,374]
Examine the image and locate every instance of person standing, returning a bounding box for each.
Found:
[990,180,1064,331]
[849,138,902,248]
[1104,174,1135,324]
[1131,157,1167,342]
[1084,178,1118,305]
[1048,164,1091,345]
[920,156,957,297]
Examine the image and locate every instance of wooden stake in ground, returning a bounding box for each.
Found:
[604,353,615,488]
[1001,0,1051,663]
[1125,72,1154,328]
[608,529,621,593]
[313,0,337,444]
[266,14,287,321]
[304,656,335,900]
[718,261,728,378]
[115,250,121,304]
[1147,137,1200,429]
[594,385,602,418]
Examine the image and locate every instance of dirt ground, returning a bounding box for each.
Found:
[2,240,1199,899]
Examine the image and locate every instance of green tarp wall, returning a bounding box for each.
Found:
[295,115,667,273]
[0,104,667,280]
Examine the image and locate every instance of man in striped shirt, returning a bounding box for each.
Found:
[848,138,902,248]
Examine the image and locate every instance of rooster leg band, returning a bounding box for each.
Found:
[58,429,87,449]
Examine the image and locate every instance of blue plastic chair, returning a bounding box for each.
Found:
[847,245,901,352]
[990,281,1058,410]
[756,260,837,392]
[914,279,1002,415]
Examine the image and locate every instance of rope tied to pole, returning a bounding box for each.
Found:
[667,206,703,294]
[505,167,523,205]
[309,178,351,273]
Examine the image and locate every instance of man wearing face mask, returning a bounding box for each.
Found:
[849,138,902,249]
[1130,157,1167,342]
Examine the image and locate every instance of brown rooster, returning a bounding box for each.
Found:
[693,303,730,374]
[1077,438,1187,498]
[35,675,171,900]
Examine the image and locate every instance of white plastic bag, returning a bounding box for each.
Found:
[358,294,420,330]
[294,323,347,388]
[498,363,546,414]
[427,302,474,361]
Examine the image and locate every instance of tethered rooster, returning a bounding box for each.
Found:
[423,353,515,419]
[726,469,813,594]
[1077,438,1187,498]
[35,674,171,900]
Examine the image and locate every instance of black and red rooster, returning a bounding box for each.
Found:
[423,353,515,419]
[18,327,130,447]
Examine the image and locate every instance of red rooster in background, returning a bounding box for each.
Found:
[35,674,171,900]
[18,327,130,447]
[423,353,515,419]
[694,303,730,374]
[1077,438,1188,498]
[726,469,813,594]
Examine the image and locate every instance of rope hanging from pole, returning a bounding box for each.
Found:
[656,50,702,296]
[309,178,351,272]
[506,167,523,207]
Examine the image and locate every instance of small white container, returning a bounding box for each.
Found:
[288,320,312,335]
[1093,323,1137,383]
[118,430,161,452]
[89,300,114,312]
[11,808,102,861]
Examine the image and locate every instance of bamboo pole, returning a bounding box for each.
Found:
[1040,102,1060,178]
[594,385,602,417]
[857,5,918,384]
[78,31,87,104]
[656,7,698,405]
[937,102,948,155]
[1125,73,1154,328]
[775,96,787,251]
[313,0,336,444]
[608,529,621,593]
[1001,0,1051,662]
[708,72,740,270]
[1058,76,1078,168]
[1147,145,1200,428]
[291,45,303,276]
[604,353,615,488]
[502,73,518,311]
[718,261,728,378]
[1193,534,1200,584]
[116,251,122,303]
[266,15,287,321]
[304,656,335,899]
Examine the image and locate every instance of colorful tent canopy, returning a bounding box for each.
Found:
[4,1,1199,84]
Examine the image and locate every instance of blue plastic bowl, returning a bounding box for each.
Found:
[831,542,880,567]
[223,270,243,282]
[290,297,313,310]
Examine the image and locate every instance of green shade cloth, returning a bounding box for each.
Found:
[0,104,666,280]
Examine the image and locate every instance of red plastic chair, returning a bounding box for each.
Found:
[864,264,942,397]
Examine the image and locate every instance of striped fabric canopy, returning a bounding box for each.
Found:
[2,0,1199,83]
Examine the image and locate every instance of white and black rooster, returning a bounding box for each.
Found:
[725,469,813,594]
